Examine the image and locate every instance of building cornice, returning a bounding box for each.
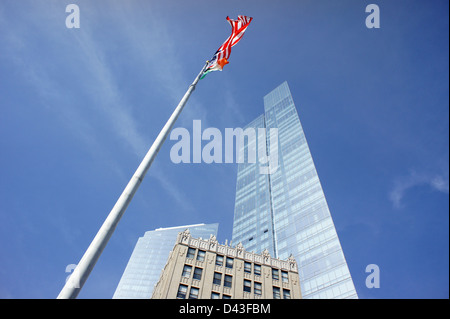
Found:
[176,229,298,273]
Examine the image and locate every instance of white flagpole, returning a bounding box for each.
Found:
[57,62,209,299]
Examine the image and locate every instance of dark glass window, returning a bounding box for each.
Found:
[189,287,199,299]
[224,275,232,288]
[226,257,234,269]
[254,264,261,276]
[186,247,196,259]
[254,282,262,295]
[193,267,203,280]
[182,265,192,278]
[272,268,279,280]
[244,280,251,293]
[281,271,289,283]
[177,284,188,299]
[197,250,206,261]
[273,286,281,299]
[213,272,222,285]
[215,255,224,266]
[244,262,252,273]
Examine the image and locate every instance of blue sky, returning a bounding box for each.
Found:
[0,0,448,299]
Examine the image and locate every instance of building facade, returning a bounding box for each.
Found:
[232,82,358,299]
[113,223,219,299]
[151,229,302,299]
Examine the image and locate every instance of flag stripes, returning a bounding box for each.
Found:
[201,15,253,79]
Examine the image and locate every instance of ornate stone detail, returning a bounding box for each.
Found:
[208,234,218,250]
[180,228,191,243]
[262,248,271,264]
[236,242,244,257]
[288,254,297,271]
[176,230,299,275]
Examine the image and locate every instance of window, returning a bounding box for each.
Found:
[224,275,232,288]
[182,265,192,278]
[283,289,291,299]
[254,282,262,296]
[216,255,224,267]
[226,257,234,269]
[273,287,281,299]
[193,267,203,280]
[254,264,261,276]
[213,272,222,285]
[222,294,231,299]
[187,247,196,259]
[177,284,188,299]
[243,280,251,293]
[189,287,199,299]
[244,262,252,273]
[281,271,289,283]
[197,250,206,262]
[272,268,279,281]
[211,292,220,299]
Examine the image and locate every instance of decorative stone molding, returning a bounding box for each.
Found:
[262,249,271,265]
[208,234,218,251]
[236,242,245,258]
[179,228,191,244]
[288,254,298,272]
[175,230,299,273]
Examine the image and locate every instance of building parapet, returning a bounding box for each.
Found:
[176,229,298,273]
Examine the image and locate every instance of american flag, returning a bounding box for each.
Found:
[201,15,253,79]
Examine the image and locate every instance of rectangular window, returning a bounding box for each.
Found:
[226,257,234,269]
[176,284,188,299]
[273,286,281,299]
[244,262,252,273]
[254,264,261,276]
[197,250,206,262]
[182,265,192,278]
[281,271,289,283]
[272,268,279,281]
[254,282,262,295]
[283,289,291,299]
[189,287,199,299]
[224,275,232,288]
[186,247,196,259]
[211,292,220,299]
[215,255,224,267]
[243,280,251,293]
[213,272,222,285]
[193,267,203,280]
[222,294,231,299]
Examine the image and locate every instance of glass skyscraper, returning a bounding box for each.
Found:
[232,82,357,299]
[113,223,219,299]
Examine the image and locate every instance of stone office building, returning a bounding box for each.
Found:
[151,229,302,299]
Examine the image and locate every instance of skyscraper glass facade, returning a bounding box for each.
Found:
[113,223,219,299]
[232,82,357,299]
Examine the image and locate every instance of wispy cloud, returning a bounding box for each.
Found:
[389,169,449,209]
[106,0,210,127]
[1,2,197,211]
